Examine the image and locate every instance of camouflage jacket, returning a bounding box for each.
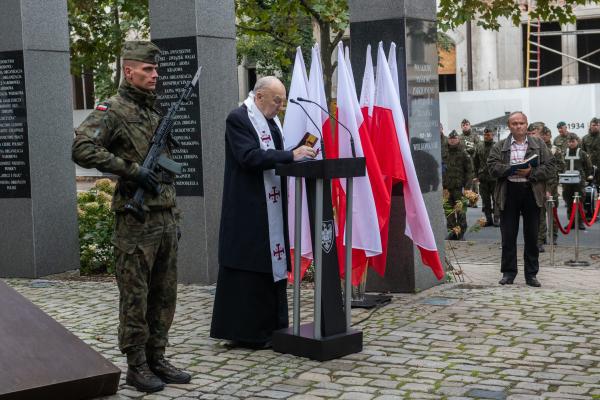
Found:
[72,80,177,211]
[473,140,495,181]
[459,130,480,158]
[581,131,600,167]
[442,144,473,189]
[546,141,565,191]
[553,134,569,154]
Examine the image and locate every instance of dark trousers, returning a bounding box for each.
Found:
[500,181,540,279]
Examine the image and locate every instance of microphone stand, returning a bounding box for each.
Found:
[297,96,356,158]
[289,98,326,159]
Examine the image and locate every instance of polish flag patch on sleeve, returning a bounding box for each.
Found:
[95,102,110,112]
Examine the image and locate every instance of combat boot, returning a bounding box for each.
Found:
[484,214,494,227]
[148,355,192,384]
[126,363,165,393]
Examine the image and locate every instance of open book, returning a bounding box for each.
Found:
[510,154,538,174]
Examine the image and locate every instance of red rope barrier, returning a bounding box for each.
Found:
[578,198,600,227]
[553,202,578,235]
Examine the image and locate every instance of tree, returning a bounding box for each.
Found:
[236,0,348,103]
[68,0,149,100]
[438,0,600,31]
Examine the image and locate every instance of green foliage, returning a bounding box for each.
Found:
[77,179,116,275]
[438,0,597,31]
[235,0,348,101]
[68,0,149,100]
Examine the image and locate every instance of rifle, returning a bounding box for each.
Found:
[124,66,202,223]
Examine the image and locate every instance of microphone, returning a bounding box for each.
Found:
[289,98,326,159]
[297,96,356,158]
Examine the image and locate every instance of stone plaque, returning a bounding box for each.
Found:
[154,36,203,196]
[0,50,30,198]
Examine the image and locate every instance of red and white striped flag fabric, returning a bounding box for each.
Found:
[335,43,389,285]
[282,47,312,282]
[372,42,444,280]
[307,44,328,161]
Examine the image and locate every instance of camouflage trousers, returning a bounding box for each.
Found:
[112,209,178,366]
[479,179,497,220]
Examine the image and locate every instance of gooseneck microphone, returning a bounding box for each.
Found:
[297,96,356,158]
[289,98,326,159]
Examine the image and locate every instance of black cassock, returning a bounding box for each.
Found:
[210,104,294,345]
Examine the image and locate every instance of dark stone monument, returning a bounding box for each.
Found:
[349,0,446,292]
[0,281,120,399]
[149,0,238,283]
[0,0,79,278]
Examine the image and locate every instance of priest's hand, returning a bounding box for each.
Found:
[293,145,316,161]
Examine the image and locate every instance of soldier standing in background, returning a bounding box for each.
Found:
[459,119,479,203]
[473,127,498,226]
[443,130,474,240]
[72,41,191,393]
[537,127,565,251]
[554,121,569,153]
[582,117,600,182]
[563,133,594,231]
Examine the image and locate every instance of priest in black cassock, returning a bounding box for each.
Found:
[210,76,316,349]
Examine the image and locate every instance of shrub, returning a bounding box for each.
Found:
[77,179,115,275]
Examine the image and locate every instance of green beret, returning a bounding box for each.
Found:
[448,130,458,138]
[567,132,579,141]
[591,117,600,124]
[461,119,470,125]
[556,121,566,128]
[122,41,161,64]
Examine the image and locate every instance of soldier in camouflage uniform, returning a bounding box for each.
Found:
[553,121,569,154]
[563,133,594,231]
[473,128,498,226]
[72,41,190,393]
[537,127,565,251]
[443,131,473,239]
[459,119,479,203]
[582,117,600,182]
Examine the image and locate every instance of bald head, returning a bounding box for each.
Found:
[253,76,286,119]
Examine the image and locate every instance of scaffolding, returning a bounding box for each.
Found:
[524,0,600,87]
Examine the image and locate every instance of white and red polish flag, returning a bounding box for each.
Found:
[282,47,312,282]
[371,42,444,280]
[359,44,376,132]
[306,44,328,162]
[388,42,401,99]
[335,43,388,285]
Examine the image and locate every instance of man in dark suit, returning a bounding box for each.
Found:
[210,76,315,348]
[487,111,554,288]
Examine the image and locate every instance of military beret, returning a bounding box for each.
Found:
[556,121,566,128]
[483,127,493,133]
[461,119,470,124]
[567,132,579,141]
[122,41,161,64]
[448,130,459,138]
[591,117,600,124]
[527,123,535,132]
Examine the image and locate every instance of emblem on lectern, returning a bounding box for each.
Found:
[322,220,334,253]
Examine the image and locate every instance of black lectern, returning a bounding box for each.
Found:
[273,158,365,361]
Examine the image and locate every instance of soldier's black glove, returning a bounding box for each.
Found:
[176,226,182,241]
[134,167,160,195]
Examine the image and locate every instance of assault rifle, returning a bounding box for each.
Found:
[124,66,202,223]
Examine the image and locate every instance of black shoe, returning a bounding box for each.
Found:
[126,363,165,393]
[578,223,586,230]
[526,277,541,287]
[538,245,545,253]
[553,239,557,245]
[149,356,192,384]
[499,275,514,285]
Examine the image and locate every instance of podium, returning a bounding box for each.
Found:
[272,158,365,361]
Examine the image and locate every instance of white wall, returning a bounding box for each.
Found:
[440,83,600,137]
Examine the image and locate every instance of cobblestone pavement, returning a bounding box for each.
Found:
[5,242,600,400]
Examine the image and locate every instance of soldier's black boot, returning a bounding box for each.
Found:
[148,355,192,384]
[126,363,165,393]
[485,214,494,227]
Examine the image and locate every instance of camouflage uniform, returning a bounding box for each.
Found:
[72,44,179,368]
[459,129,479,192]
[538,141,565,245]
[442,139,473,239]
[581,129,600,181]
[553,134,569,154]
[473,138,497,224]
[563,146,593,224]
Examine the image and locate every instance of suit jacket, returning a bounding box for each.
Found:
[218,104,294,274]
